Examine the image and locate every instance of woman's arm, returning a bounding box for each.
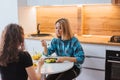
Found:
[26,66,40,80]
[41,38,56,56]
[26,58,44,80]
[41,40,48,55]
[56,57,77,63]
[73,41,85,64]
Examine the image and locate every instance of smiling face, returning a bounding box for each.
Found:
[55,22,62,37]
[55,18,73,40]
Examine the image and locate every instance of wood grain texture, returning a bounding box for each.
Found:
[82,4,120,36]
[77,7,82,35]
[36,5,120,36]
[36,6,79,34]
[112,0,120,4]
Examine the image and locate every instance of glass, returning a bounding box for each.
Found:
[29,49,42,69]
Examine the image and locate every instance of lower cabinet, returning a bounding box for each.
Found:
[78,43,106,80]
[81,43,106,58]
[77,55,105,80]
[106,45,120,51]
[76,68,105,80]
[79,43,120,80]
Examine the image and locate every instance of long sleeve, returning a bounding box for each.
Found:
[46,38,56,56]
[73,41,85,64]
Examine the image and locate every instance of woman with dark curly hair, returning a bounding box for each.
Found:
[0,23,43,80]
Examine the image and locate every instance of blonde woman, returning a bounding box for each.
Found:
[0,23,43,80]
[41,18,85,80]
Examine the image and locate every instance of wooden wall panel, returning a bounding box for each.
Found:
[82,4,120,36]
[36,6,78,34]
[77,7,82,35]
[112,0,120,4]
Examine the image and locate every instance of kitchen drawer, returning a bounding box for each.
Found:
[77,68,105,80]
[81,43,106,58]
[106,45,120,51]
[82,56,105,70]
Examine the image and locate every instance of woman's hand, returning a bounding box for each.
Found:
[38,58,44,67]
[36,58,44,74]
[56,57,77,63]
[56,57,67,63]
[41,40,48,55]
[41,40,47,47]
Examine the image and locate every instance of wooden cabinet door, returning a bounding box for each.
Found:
[112,0,120,4]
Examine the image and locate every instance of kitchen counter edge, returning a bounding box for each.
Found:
[25,35,120,46]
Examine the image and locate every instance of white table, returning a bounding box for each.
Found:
[41,61,74,74]
[40,60,74,80]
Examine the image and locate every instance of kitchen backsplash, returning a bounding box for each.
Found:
[36,6,81,35]
[36,4,120,36]
[82,4,120,36]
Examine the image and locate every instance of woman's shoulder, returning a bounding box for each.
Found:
[71,36,79,42]
[18,51,33,67]
[18,51,32,62]
[19,51,30,57]
[19,51,29,54]
[51,37,60,42]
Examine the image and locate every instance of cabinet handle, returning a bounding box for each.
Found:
[107,60,120,64]
[85,55,105,59]
[82,67,105,71]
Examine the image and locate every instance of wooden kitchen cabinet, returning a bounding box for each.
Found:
[112,0,120,4]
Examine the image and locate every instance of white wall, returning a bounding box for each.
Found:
[0,0,18,36]
[72,0,111,4]
[18,0,36,35]
[28,0,111,6]
[63,0,111,5]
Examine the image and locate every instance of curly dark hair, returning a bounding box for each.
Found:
[0,23,24,66]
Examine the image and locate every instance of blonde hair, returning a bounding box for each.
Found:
[55,18,73,40]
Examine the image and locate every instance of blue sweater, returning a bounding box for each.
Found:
[45,37,85,68]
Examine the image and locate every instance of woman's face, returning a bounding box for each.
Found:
[55,22,62,37]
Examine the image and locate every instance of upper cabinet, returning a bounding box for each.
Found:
[112,0,120,4]
[27,0,63,6]
[27,0,111,6]
[63,0,111,4]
